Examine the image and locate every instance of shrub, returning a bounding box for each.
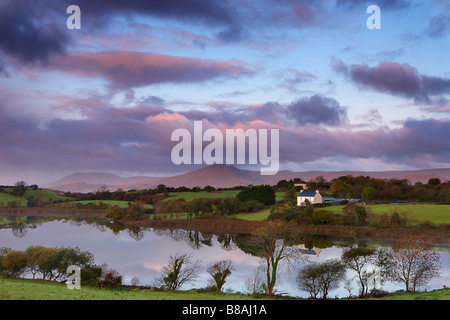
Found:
[236,185,276,205]
[239,200,264,212]
[98,266,123,288]
[81,265,103,286]
[312,209,333,225]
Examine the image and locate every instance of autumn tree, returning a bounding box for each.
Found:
[1,250,27,277]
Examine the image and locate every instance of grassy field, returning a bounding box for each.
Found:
[323,204,450,225]
[70,200,152,209]
[0,189,72,207]
[0,193,24,206]
[232,207,272,221]
[0,277,262,300]
[369,288,450,300]
[162,191,286,202]
[161,191,241,202]
[1,277,448,300]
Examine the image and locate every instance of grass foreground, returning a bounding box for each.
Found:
[1,277,449,300]
[0,277,264,300]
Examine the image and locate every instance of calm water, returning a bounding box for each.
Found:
[1,217,449,298]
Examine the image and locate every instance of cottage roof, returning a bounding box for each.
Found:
[297,191,317,197]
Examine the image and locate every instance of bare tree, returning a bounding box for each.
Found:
[156,253,201,290]
[388,239,441,292]
[245,267,265,295]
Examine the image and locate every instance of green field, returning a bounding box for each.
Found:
[161,191,241,202]
[70,200,152,209]
[0,193,24,206]
[323,204,450,225]
[0,189,72,207]
[162,191,285,203]
[232,207,272,221]
[0,277,261,300]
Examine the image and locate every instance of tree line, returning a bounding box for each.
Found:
[1,175,449,210]
[297,175,450,203]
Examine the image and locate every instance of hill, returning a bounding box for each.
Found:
[41,165,450,193]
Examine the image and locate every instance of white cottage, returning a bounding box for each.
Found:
[297,190,322,206]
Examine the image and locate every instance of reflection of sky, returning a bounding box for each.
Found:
[0,220,449,298]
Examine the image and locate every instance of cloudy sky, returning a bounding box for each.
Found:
[1,0,449,185]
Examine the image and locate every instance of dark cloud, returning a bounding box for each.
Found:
[0,1,69,64]
[170,95,347,128]
[65,0,243,41]
[279,117,450,168]
[332,60,450,104]
[426,13,450,38]
[287,95,347,126]
[335,0,409,10]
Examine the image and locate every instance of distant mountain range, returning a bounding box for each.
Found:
[41,164,450,193]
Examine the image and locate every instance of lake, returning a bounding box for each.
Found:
[1,217,449,298]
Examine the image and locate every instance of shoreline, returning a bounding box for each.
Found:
[1,207,449,246]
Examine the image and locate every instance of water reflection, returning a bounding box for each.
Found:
[0,216,449,298]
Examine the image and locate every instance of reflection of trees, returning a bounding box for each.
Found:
[187,230,212,249]
[11,224,28,238]
[109,221,127,234]
[151,228,214,249]
[216,233,233,251]
[128,226,144,241]
[0,215,41,238]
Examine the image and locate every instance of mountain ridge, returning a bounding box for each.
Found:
[42,165,450,193]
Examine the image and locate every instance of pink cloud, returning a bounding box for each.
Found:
[47,51,252,91]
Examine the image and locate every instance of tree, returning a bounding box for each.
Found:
[54,247,94,281]
[98,265,123,288]
[341,246,391,297]
[427,178,441,186]
[330,179,352,198]
[25,246,94,281]
[207,260,235,292]
[1,250,28,277]
[33,247,60,280]
[388,240,441,292]
[361,185,376,200]
[25,245,48,279]
[251,222,305,295]
[297,259,346,299]
[157,253,201,290]
[282,187,298,205]
[236,185,276,205]
[12,181,27,197]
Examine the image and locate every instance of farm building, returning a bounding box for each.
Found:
[297,190,323,206]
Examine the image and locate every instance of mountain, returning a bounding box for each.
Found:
[42,165,450,193]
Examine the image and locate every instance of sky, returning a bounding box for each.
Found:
[0,0,449,185]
